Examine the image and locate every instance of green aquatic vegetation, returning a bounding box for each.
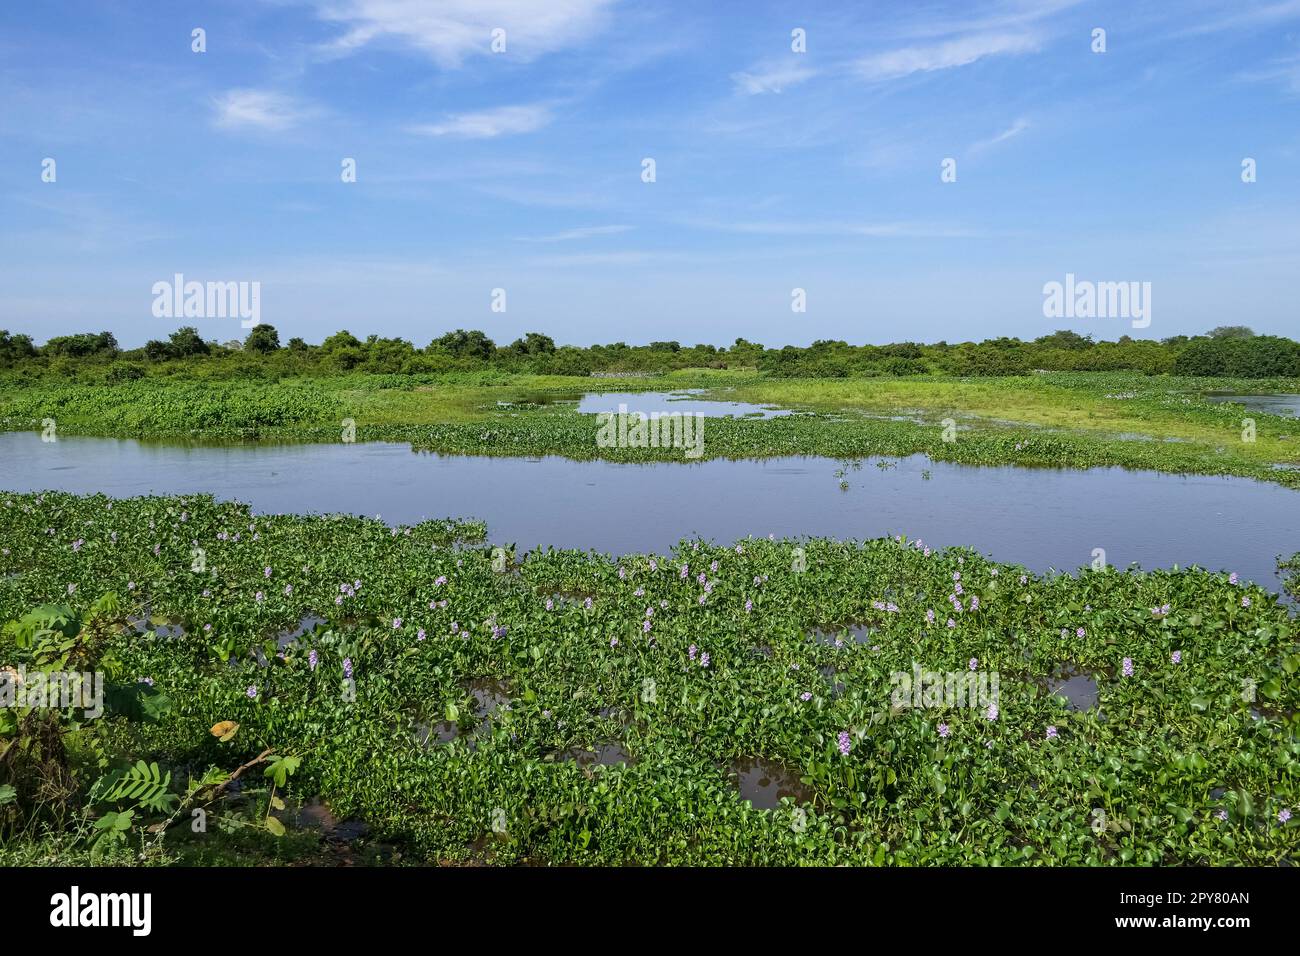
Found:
[1282,555,1300,603]
[0,564,311,861]
[0,491,1296,865]
[2,370,1297,486]
[728,371,1300,465]
[0,378,344,439]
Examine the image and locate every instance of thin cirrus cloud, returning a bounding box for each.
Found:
[309,0,617,67]
[1175,0,1300,36]
[514,225,633,242]
[731,61,817,94]
[969,117,1031,153]
[213,89,317,130]
[1234,49,1300,94]
[855,31,1040,81]
[891,0,1080,41]
[680,217,983,240]
[408,104,553,138]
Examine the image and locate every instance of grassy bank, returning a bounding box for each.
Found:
[1,492,1296,865]
[2,370,1298,487]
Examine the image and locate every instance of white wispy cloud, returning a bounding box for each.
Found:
[970,117,1031,153]
[310,0,616,67]
[524,250,665,267]
[731,61,817,94]
[1237,53,1300,95]
[855,32,1040,81]
[475,181,611,209]
[514,225,633,242]
[890,0,1082,41]
[408,104,553,138]
[213,89,316,130]
[681,217,983,239]
[1178,0,1300,36]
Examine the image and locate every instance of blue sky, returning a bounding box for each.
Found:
[2,0,1299,348]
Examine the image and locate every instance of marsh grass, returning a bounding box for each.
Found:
[3,370,1296,485]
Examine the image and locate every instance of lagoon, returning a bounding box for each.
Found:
[2,431,1297,590]
[1205,393,1300,417]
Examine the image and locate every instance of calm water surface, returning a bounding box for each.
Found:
[1206,393,1300,417]
[576,390,790,419]
[1,432,1297,590]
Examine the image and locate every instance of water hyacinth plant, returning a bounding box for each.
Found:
[0,490,1296,865]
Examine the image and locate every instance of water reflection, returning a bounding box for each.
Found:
[2,432,1297,590]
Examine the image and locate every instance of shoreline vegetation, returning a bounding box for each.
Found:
[2,327,1298,488]
[2,368,1298,487]
[0,491,1296,866]
[6,324,1299,379]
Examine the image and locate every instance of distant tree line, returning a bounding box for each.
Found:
[2,324,1298,379]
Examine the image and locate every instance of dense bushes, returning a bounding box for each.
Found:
[2,326,1296,380]
[1174,336,1300,378]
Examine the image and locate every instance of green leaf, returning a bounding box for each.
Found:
[140,690,173,721]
